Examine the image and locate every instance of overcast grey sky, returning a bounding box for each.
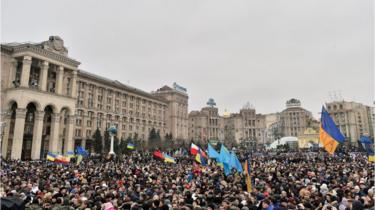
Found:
[1,0,373,118]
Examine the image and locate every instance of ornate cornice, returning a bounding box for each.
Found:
[2,43,80,67]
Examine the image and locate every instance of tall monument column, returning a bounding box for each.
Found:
[20,56,32,88]
[39,61,49,91]
[31,111,45,159]
[11,108,27,159]
[56,66,64,95]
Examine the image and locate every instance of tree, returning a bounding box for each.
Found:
[114,136,121,154]
[92,128,103,154]
[104,130,110,153]
[148,128,158,149]
[164,132,174,149]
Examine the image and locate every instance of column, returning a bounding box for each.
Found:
[39,61,49,91]
[20,56,32,87]
[7,59,18,88]
[49,113,60,153]
[71,71,77,98]
[1,114,11,159]
[64,115,75,153]
[10,108,27,159]
[81,138,87,149]
[56,66,64,95]
[31,111,44,159]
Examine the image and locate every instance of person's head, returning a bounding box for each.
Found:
[262,199,271,209]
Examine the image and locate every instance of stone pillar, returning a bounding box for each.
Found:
[1,114,11,159]
[39,61,49,91]
[20,56,32,88]
[31,111,44,159]
[71,71,77,98]
[49,113,60,153]
[10,108,27,159]
[81,138,87,149]
[7,59,18,88]
[56,66,64,95]
[64,115,75,153]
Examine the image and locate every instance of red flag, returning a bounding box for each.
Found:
[191,143,199,155]
[153,150,164,160]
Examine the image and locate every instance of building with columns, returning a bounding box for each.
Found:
[151,84,189,140]
[223,103,266,147]
[279,99,314,137]
[1,36,78,160]
[1,36,188,160]
[326,101,374,146]
[188,99,224,143]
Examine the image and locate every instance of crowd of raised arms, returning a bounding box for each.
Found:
[1,149,374,210]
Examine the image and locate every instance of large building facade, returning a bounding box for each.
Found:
[279,99,315,137]
[223,104,266,147]
[1,36,188,160]
[326,101,374,146]
[188,100,224,143]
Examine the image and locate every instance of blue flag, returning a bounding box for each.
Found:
[76,146,88,156]
[218,145,231,176]
[208,143,220,159]
[230,151,243,173]
[360,136,373,144]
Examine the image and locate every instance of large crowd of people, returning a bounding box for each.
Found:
[1,150,374,210]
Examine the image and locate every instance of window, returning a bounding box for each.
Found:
[75,129,81,137]
[87,120,92,127]
[86,130,92,137]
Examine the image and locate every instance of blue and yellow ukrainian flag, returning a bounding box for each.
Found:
[368,152,375,162]
[163,153,176,163]
[195,150,207,166]
[66,151,75,159]
[127,143,135,150]
[46,152,57,161]
[319,106,345,155]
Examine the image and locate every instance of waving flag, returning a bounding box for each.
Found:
[55,154,70,164]
[243,159,252,192]
[66,151,75,159]
[195,149,207,166]
[46,152,57,161]
[76,146,89,156]
[208,143,219,159]
[218,145,231,176]
[319,106,345,154]
[368,152,375,162]
[360,136,373,144]
[153,150,164,160]
[191,143,200,155]
[127,143,135,150]
[163,153,176,163]
[229,152,243,173]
